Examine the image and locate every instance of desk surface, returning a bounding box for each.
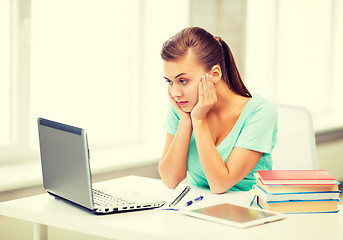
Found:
[0,176,342,240]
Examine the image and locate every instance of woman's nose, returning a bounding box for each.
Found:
[170,85,182,98]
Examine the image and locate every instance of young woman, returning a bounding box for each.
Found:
[158,27,277,194]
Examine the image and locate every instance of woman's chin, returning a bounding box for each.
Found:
[180,105,193,113]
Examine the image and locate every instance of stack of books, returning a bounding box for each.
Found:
[252,170,341,214]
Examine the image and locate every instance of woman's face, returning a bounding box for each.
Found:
[163,52,207,113]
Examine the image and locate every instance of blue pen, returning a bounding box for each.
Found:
[185,196,204,206]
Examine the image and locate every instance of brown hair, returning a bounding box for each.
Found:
[161,27,251,98]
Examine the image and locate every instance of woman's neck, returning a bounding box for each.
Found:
[209,80,250,118]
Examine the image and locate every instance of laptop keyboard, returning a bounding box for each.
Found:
[92,188,133,206]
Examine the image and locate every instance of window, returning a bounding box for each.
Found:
[0,0,189,168]
[30,0,139,148]
[245,0,343,131]
[0,0,12,146]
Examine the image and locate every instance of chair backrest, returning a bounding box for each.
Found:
[272,104,318,170]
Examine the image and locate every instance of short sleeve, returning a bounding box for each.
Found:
[162,103,180,136]
[235,101,277,154]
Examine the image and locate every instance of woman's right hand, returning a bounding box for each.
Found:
[168,88,191,123]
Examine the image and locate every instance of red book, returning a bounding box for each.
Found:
[255,170,336,185]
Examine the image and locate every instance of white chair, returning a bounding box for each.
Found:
[272,104,318,170]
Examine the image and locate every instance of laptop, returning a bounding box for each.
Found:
[37,117,166,214]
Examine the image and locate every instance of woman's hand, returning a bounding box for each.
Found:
[191,74,217,121]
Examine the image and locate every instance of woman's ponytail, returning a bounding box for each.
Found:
[217,38,251,98]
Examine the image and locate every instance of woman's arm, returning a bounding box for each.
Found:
[192,118,262,193]
[191,74,262,193]
[158,91,192,189]
[159,121,192,189]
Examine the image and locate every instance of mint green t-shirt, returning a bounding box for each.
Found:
[163,94,277,191]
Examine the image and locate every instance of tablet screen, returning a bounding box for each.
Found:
[184,203,284,228]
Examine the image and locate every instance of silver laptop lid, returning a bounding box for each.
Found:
[37,118,94,210]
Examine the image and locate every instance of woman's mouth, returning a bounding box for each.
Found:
[177,101,188,106]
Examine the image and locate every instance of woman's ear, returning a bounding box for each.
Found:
[210,65,222,83]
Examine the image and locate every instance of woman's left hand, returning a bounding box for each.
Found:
[191,73,217,121]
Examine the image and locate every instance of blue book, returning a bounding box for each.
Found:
[256,196,340,214]
[255,185,341,202]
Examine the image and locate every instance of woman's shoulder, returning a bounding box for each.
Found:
[242,94,277,123]
[247,94,276,114]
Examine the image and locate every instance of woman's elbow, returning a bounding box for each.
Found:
[209,182,233,194]
[210,187,227,194]
[160,176,185,189]
[158,168,186,189]
[161,180,179,189]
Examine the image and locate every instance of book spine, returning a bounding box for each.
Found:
[260,179,336,185]
[256,201,340,214]
[255,185,341,201]
[265,199,340,204]
[256,196,340,214]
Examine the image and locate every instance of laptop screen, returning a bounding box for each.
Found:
[38,118,94,209]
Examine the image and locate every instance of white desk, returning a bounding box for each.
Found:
[0,176,342,240]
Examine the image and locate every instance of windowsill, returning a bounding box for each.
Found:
[0,143,161,192]
[315,127,343,145]
[3,127,343,193]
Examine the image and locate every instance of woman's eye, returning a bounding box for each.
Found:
[165,79,173,85]
[180,79,188,85]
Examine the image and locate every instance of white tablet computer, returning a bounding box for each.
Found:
[181,203,285,228]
